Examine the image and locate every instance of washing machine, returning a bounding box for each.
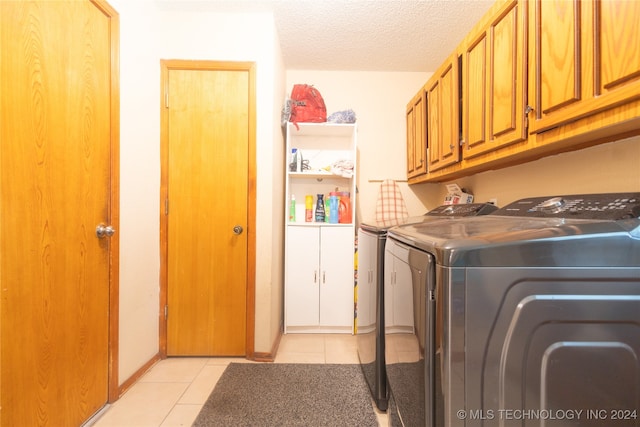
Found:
[384,192,640,427]
[356,203,498,411]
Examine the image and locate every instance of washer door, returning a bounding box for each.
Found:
[384,238,437,427]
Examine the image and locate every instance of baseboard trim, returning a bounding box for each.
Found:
[117,329,284,394]
[251,329,283,362]
[117,352,162,397]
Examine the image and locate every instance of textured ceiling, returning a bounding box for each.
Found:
[158,0,495,72]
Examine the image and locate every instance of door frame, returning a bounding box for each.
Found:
[92,0,121,404]
[158,59,256,359]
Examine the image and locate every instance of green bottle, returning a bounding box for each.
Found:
[324,195,330,222]
[289,195,296,222]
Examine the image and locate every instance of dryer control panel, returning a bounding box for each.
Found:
[427,202,498,217]
[495,193,640,220]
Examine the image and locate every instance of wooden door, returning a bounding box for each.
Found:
[427,52,460,172]
[161,61,255,356]
[406,89,427,179]
[529,0,582,133]
[439,60,459,167]
[463,0,527,159]
[597,1,640,96]
[426,80,441,169]
[529,0,640,134]
[0,1,119,425]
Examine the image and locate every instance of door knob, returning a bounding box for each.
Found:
[233,225,243,235]
[96,224,115,238]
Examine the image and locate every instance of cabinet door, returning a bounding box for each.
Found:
[427,52,461,172]
[463,0,527,159]
[285,227,320,327]
[598,1,640,96]
[529,0,640,134]
[406,90,427,178]
[319,227,355,329]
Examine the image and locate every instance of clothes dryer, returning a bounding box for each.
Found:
[356,203,497,411]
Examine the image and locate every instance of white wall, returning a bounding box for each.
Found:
[110,0,284,384]
[285,70,434,224]
[432,135,640,208]
[262,30,286,354]
[111,0,162,386]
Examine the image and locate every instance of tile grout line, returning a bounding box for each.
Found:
[157,358,214,427]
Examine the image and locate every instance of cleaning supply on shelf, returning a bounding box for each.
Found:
[329,192,339,223]
[315,194,325,222]
[305,195,313,222]
[289,195,296,222]
[289,148,298,172]
[289,148,303,172]
[324,195,330,222]
[338,191,352,223]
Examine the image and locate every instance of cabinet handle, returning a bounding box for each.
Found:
[323,271,326,284]
[314,270,317,283]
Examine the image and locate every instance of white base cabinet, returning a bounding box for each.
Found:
[285,225,354,333]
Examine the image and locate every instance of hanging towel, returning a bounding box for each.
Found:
[375,179,409,227]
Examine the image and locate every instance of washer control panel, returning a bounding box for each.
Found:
[427,202,498,217]
[494,193,640,220]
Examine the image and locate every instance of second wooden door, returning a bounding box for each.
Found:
[161,61,253,356]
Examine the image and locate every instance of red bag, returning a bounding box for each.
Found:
[289,84,327,129]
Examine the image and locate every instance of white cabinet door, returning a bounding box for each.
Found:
[319,227,355,328]
[285,227,320,327]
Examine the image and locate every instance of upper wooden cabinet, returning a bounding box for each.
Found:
[528,0,640,134]
[408,0,640,183]
[462,0,527,159]
[406,88,427,179]
[426,51,461,172]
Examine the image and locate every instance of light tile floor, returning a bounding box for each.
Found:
[90,334,388,426]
